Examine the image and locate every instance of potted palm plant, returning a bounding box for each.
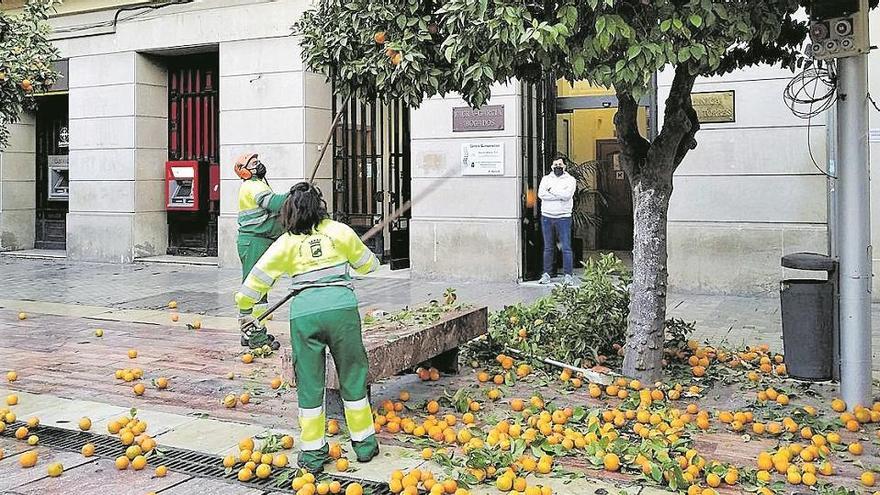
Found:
[555,154,605,267]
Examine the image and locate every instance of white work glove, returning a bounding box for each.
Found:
[238,313,257,333]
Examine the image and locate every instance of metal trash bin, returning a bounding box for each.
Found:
[780,252,838,381]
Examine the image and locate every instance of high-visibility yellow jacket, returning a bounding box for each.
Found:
[237,178,287,239]
[235,219,379,315]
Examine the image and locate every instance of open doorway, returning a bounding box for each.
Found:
[165,53,220,257]
[34,94,69,251]
[554,80,651,265]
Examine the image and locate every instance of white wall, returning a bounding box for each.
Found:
[660,61,832,294]
[409,83,524,281]
[0,114,36,251]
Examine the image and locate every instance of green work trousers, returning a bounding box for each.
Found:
[291,306,378,468]
[237,234,274,315]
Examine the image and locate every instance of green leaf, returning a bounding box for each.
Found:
[678,47,691,63]
[689,14,703,28]
[595,16,606,34]
[660,19,672,32]
[627,45,641,60]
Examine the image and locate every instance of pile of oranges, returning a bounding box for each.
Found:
[106,411,166,477]
[389,468,472,495]
[224,435,295,482]
[111,350,169,397]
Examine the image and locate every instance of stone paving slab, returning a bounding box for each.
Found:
[0,446,95,492]
[12,399,129,432]
[9,457,190,495]
[153,418,268,455]
[333,444,427,482]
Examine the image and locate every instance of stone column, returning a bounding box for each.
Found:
[66,52,168,262]
[409,83,523,282]
[0,114,37,251]
[217,36,332,270]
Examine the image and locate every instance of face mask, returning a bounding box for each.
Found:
[255,162,267,178]
[553,167,564,177]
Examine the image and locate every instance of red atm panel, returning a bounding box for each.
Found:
[165,160,200,212]
[208,163,220,202]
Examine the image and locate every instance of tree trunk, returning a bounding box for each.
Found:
[615,66,699,381]
[622,175,672,382]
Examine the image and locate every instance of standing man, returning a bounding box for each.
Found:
[235,152,287,350]
[538,157,577,285]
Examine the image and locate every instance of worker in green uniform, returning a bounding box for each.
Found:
[235,181,380,472]
[234,152,287,350]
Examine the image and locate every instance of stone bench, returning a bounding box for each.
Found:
[322,305,488,415]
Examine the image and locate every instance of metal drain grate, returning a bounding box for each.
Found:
[0,422,392,494]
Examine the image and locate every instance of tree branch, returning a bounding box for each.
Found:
[614,92,650,178]
[650,64,698,174]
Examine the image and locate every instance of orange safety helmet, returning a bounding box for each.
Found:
[234,153,259,180]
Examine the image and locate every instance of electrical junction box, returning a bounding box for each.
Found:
[808,0,871,60]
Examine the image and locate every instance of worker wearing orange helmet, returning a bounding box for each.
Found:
[235,152,287,350]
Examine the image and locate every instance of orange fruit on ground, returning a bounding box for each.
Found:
[133,383,145,396]
[849,442,864,455]
[328,419,340,435]
[241,354,254,364]
[240,393,252,405]
[477,372,489,383]
[270,377,283,389]
[81,443,96,457]
[427,401,440,414]
[239,437,255,451]
[128,349,138,359]
[6,395,18,406]
[776,394,789,405]
[115,456,130,470]
[692,366,706,377]
[15,426,29,439]
[17,312,27,320]
[336,458,349,471]
[281,435,294,449]
[171,314,179,322]
[155,465,168,477]
[832,398,847,412]
[346,482,364,495]
[603,453,620,471]
[78,417,92,431]
[131,455,147,470]
[399,391,410,401]
[255,463,271,479]
[862,471,877,487]
[846,419,860,432]
[238,467,253,481]
[6,371,17,382]
[156,377,169,389]
[19,451,38,468]
[47,462,63,477]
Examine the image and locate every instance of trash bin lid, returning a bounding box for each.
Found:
[781,252,837,272]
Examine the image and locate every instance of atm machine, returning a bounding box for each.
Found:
[165,160,220,256]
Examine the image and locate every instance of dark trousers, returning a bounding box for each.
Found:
[542,216,573,276]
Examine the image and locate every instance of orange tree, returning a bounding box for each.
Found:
[0,0,59,150]
[297,1,824,381]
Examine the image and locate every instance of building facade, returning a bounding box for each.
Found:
[0,0,878,297]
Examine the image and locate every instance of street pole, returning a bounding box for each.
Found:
[836,53,872,408]
[826,104,840,382]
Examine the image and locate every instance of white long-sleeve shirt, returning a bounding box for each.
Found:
[538,172,576,218]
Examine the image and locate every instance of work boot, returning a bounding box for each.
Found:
[297,445,331,473]
[562,274,575,286]
[353,437,380,463]
[240,326,281,350]
[538,273,552,284]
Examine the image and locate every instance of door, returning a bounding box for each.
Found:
[332,96,411,268]
[520,76,556,281]
[35,95,69,250]
[596,139,633,251]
